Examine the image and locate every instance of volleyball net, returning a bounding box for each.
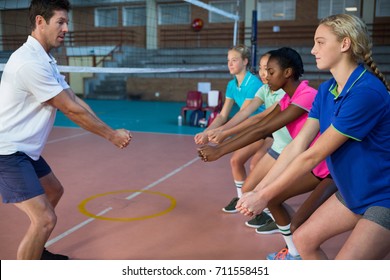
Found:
[4,1,374,99]
[0,0,251,99]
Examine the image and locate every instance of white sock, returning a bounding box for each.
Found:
[234,180,244,198]
[277,223,300,257]
[263,208,274,220]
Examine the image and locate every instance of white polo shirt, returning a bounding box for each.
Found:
[0,36,69,160]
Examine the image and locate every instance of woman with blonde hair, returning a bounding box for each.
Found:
[237,14,390,259]
[194,44,266,213]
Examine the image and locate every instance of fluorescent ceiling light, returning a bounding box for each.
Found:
[273,13,285,17]
[345,7,357,12]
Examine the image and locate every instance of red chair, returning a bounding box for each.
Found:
[201,90,223,115]
[181,90,203,124]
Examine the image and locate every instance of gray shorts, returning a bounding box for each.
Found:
[336,191,390,230]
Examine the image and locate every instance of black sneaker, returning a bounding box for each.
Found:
[245,212,273,228]
[222,197,239,213]
[41,248,69,260]
[255,219,279,235]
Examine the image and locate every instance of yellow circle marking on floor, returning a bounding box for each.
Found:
[78,190,176,222]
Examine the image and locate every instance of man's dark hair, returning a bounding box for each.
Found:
[29,0,71,30]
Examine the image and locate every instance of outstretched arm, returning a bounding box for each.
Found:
[216,97,264,131]
[46,89,132,149]
[194,98,234,145]
[253,118,321,189]
[198,103,306,161]
[209,102,278,144]
[237,120,348,216]
[73,92,98,118]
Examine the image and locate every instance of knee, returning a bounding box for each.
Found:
[293,226,311,256]
[292,228,303,251]
[45,212,57,236]
[45,208,57,227]
[36,208,57,235]
[230,154,244,168]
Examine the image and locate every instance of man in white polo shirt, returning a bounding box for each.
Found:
[0,0,132,259]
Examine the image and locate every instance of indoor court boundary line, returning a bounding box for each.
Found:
[124,156,200,199]
[47,131,91,144]
[45,156,200,247]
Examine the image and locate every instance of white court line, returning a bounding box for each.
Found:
[45,156,200,247]
[46,131,91,144]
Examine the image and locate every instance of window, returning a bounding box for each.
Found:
[123,6,146,26]
[209,1,244,23]
[318,0,361,19]
[158,3,190,25]
[95,7,118,27]
[375,0,390,17]
[257,0,296,21]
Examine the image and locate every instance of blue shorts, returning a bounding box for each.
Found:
[267,148,280,160]
[0,152,52,203]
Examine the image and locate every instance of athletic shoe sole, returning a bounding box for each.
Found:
[255,228,280,235]
[222,208,239,213]
[245,221,260,228]
[245,217,272,228]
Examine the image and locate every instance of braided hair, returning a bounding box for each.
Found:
[320,14,389,91]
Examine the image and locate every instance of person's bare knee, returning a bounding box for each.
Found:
[20,197,57,234]
[230,153,245,169]
[40,207,57,235]
[292,227,306,252]
[15,201,57,260]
